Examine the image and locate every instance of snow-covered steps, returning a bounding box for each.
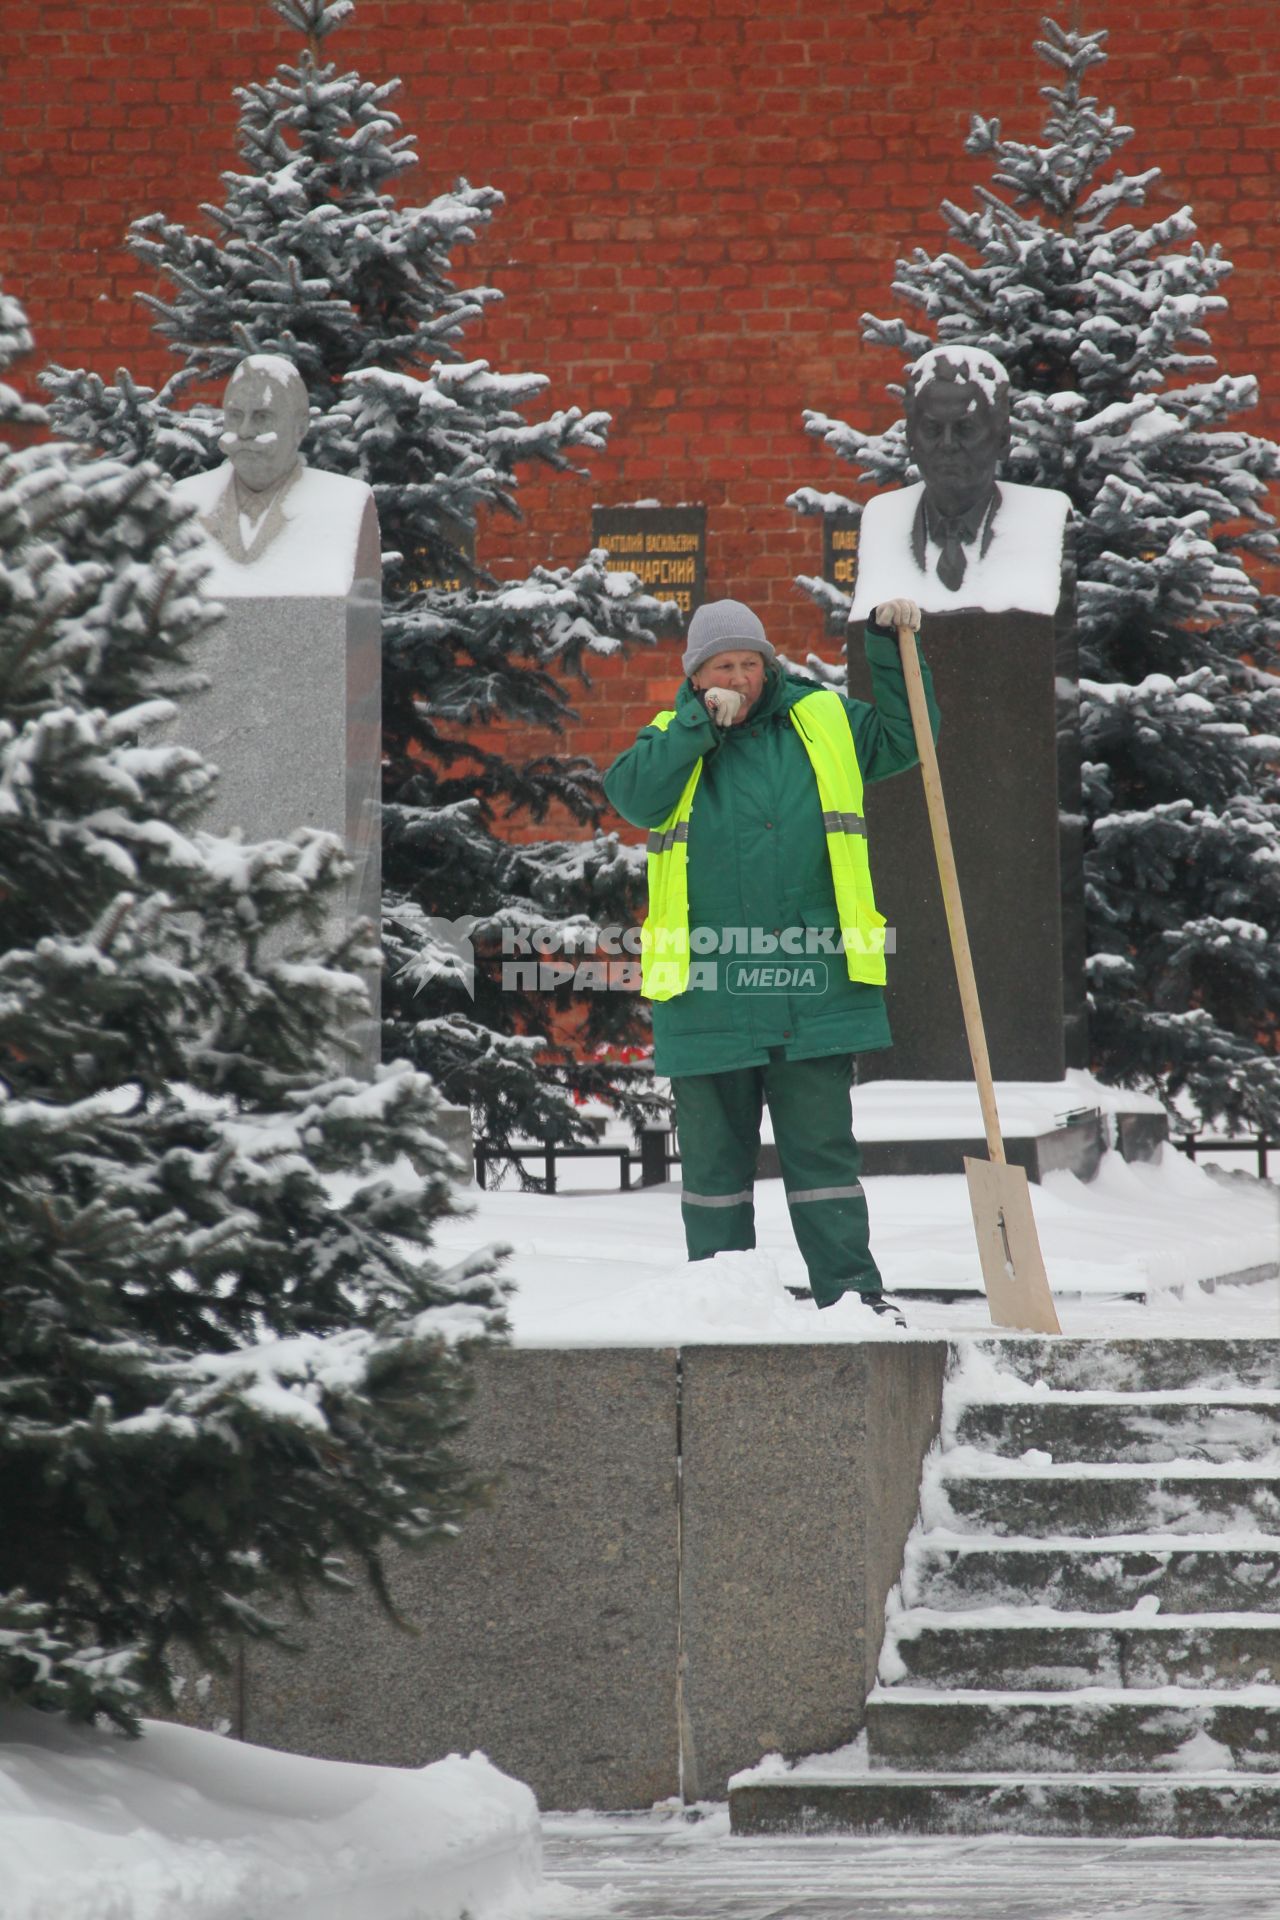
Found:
[731,1772,1280,1840]
[866,1689,1280,1774]
[963,1337,1280,1393]
[886,1614,1280,1692]
[906,1540,1280,1614]
[938,1464,1280,1537]
[729,1337,1280,1838]
[952,1395,1280,1463]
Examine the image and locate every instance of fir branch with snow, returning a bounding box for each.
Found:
[0,290,46,433]
[45,0,675,1159]
[0,281,505,1730]
[792,18,1280,1131]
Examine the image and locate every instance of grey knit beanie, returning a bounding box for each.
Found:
[682,598,777,676]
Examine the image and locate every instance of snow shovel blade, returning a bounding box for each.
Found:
[963,1155,1062,1335]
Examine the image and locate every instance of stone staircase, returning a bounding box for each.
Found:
[731,1337,1280,1837]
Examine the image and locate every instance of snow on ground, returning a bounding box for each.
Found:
[0,1707,540,1920]
[763,1067,1167,1143]
[537,1807,1280,1919]
[437,1139,1280,1346]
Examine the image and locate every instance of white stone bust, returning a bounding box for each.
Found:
[850,346,1071,620]
[173,355,378,598]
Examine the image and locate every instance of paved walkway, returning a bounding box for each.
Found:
[538,1812,1280,1918]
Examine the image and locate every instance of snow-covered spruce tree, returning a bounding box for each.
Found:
[792,18,1280,1132]
[0,288,504,1731]
[46,0,672,1162]
[0,291,45,433]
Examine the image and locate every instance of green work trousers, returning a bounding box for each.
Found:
[671,1050,881,1307]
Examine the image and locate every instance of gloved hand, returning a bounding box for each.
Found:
[875,597,922,634]
[702,685,745,727]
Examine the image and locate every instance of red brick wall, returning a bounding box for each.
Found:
[6,1,1278,840]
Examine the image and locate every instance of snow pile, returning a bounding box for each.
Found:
[737,1730,872,1784]
[439,1139,1279,1346]
[1000,1148,1277,1301]
[823,1067,1166,1142]
[502,1245,932,1348]
[0,1709,540,1920]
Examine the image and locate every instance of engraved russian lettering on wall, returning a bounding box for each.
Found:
[822,511,860,635]
[592,505,707,623]
[414,518,476,594]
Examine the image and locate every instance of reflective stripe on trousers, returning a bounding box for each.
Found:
[671,1052,882,1305]
[682,1187,754,1208]
[787,1182,865,1205]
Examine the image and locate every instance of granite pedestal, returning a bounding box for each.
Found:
[850,608,1079,1085]
[160,1341,948,1808]
[679,1342,947,1799]
[241,1347,682,1812]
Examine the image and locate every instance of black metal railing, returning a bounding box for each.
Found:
[474,1124,678,1193]
[476,1125,1276,1190]
[1175,1133,1276,1180]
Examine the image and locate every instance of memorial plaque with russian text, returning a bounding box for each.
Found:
[822,511,859,634]
[593,505,706,624]
[414,519,476,594]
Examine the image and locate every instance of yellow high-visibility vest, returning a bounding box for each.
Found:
[639,688,887,1001]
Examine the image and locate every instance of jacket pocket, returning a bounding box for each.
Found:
[801,898,888,967]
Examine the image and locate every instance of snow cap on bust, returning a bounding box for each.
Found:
[682,598,777,676]
[907,346,1010,423]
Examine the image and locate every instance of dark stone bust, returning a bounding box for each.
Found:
[850,346,1070,619]
[903,348,1010,592]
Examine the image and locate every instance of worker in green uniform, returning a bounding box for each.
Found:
[603,595,938,1318]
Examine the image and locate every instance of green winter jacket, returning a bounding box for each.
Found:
[603,628,940,1077]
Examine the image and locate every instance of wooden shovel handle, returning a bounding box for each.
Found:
[896,624,1006,1167]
